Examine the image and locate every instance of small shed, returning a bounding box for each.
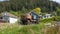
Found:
[0,12,18,23]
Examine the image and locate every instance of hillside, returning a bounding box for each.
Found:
[0,0,60,13]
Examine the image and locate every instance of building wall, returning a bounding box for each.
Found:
[3,16,9,22]
[9,17,18,23]
[42,14,52,19]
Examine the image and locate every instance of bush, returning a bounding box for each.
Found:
[52,16,60,21]
[41,18,53,23]
[41,16,60,23]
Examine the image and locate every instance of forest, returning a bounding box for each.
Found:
[0,0,60,13]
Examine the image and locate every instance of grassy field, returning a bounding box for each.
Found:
[0,22,60,34]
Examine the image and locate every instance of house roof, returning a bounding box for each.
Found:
[1,12,18,18]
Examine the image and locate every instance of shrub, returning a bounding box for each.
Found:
[41,16,60,23]
[41,18,53,23]
[52,16,60,21]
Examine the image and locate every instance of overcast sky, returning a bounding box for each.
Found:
[0,0,4,1]
[52,0,60,3]
[0,0,9,2]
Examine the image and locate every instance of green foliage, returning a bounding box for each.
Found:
[33,7,41,15]
[19,24,45,34]
[21,7,28,14]
[41,16,60,23]
[0,21,60,34]
[41,18,54,23]
[0,0,59,12]
[52,16,60,21]
[10,10,18,16]
[0,23,45,34]
[0,24,19,34]
[56,8,60,16]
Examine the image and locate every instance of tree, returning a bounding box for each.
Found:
[56,8,60,16]
[34,7,41,15]
[0,0,59,13]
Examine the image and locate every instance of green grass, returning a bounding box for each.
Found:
[19,25,42,34]
[0,23,45,34]
[9,10,27,17]
[0,22,60,34]
[9,10,19,16]
[0,23,20,34]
